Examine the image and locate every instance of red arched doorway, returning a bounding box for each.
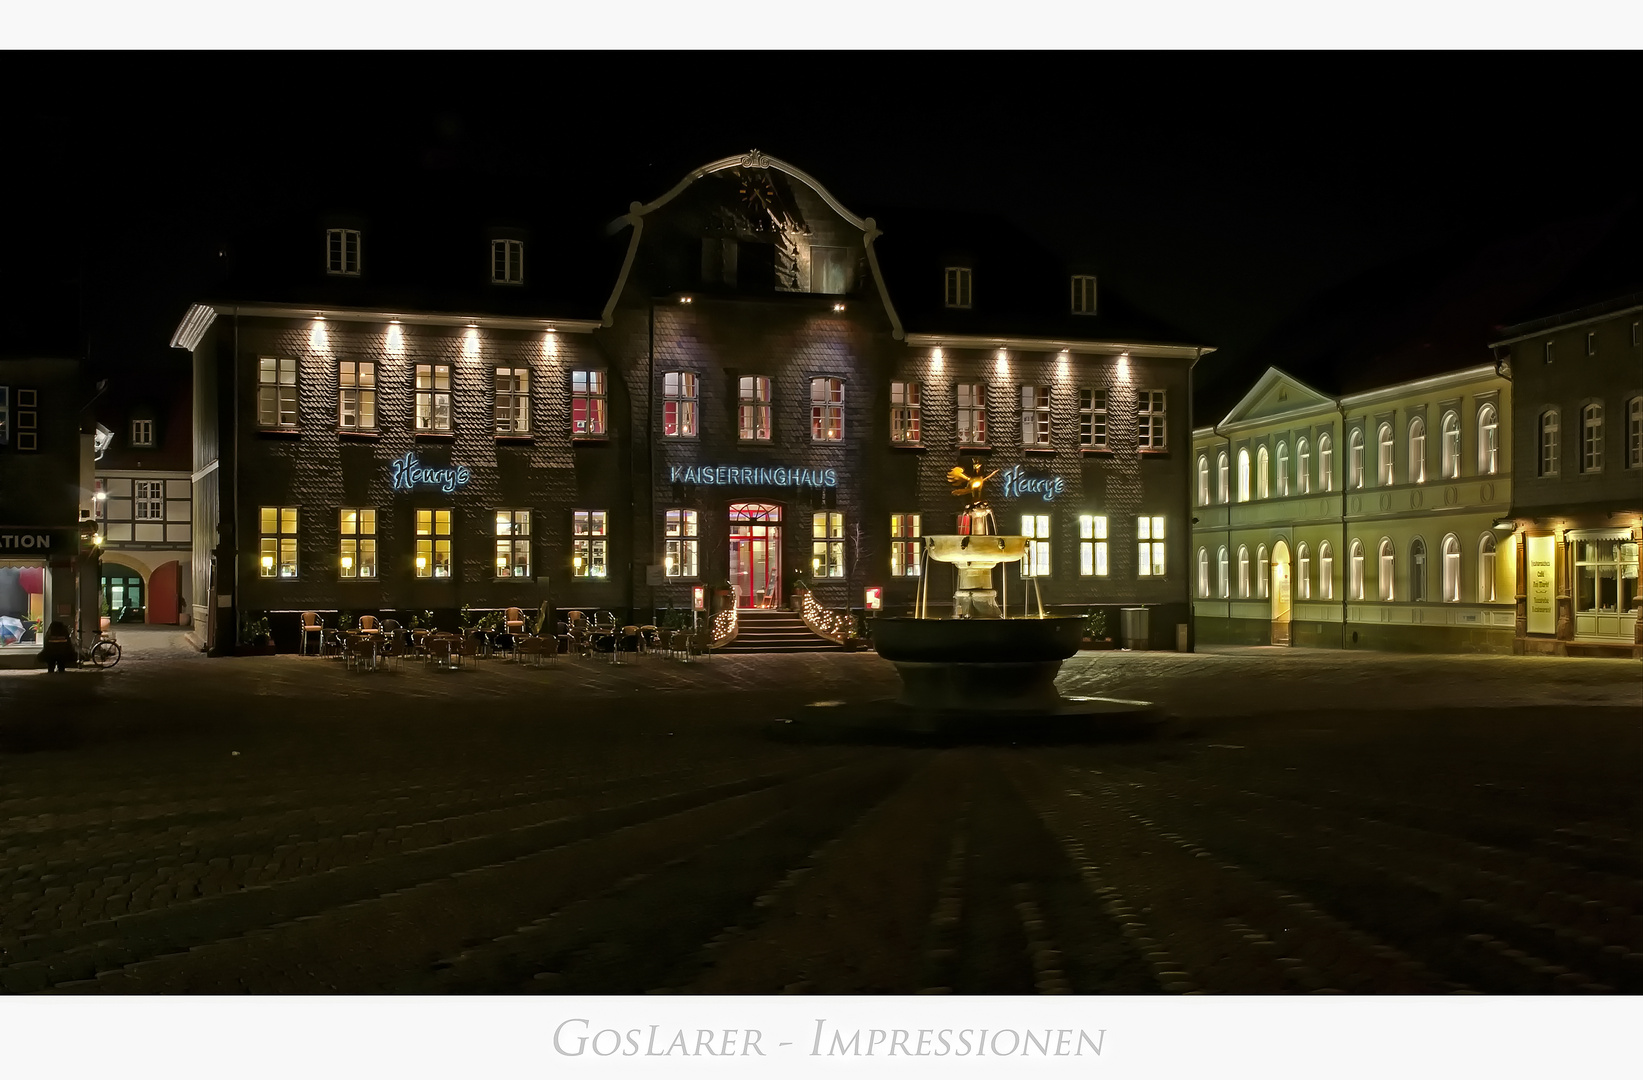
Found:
[148,560,182,625]
[728,502,782,609]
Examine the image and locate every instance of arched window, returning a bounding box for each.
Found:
[1378,538,1395,601]
[1478,403,1499,475]
[1217,452,1230,504]
[1238,545,1250,598]
[1581,403,1604,472]
[1477,534,1497,602]
[1409,537,1427,602]
[1257,446,1270,499]
[1319,541,1334,600]
[1257,544,1270,599]
[1197,547,1210,597]
[1441,534,1461,602]
[1378,423,1395,486]
[1539,409,1560,476]
[1408,417,1426,484]
[1197,454,1210,506]
[1297,542,1311,599]
[1237,449,1251,502]
[1218,545,1230,598]
[1348,540,1364,600]
[1628,397,1643,469]
[1319,432,1334,492]
[1296,438,1311,494]
[1440,411,1460,479]
[1276,441,1290,496]
[1348,429,1364,489]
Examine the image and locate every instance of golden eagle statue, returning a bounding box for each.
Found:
[946,463,998,498]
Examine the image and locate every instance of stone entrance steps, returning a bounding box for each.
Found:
[721,609,842,654]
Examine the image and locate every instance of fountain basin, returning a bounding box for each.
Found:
[873,616,1085,712]
[924,534,1029,570]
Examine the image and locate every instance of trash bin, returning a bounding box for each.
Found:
[1121,607,1149,650]
[1176,622,1190,652]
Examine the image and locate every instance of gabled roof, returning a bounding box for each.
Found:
[1214,366,1336,431]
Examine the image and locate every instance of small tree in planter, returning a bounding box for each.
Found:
[240,613,274,654]
[1083,609,1112,649]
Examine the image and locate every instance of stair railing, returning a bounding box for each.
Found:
[794,584,852,645]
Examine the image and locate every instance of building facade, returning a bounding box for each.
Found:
[173,154,1207,652]
[1192,363,1518,652]
[1491,293,1642,657]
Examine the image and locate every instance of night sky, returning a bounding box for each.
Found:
[7,52,1636,416]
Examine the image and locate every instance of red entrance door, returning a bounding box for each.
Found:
[148,561,181,625]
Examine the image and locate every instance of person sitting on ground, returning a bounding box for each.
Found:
[40,620,75,673]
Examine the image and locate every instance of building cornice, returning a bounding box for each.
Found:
[169,302,600,350]
[903,333,1210,360]
[1489,297,1643,347]
[1338,363,1501,410]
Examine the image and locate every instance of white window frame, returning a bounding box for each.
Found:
[1297,438,1311,494]
[572,510,608,578]
[414,363,452,432]
[1137,390,1167,450]
[1581,403,1603,473]
[415,508,452,579]
[944,266,972,309]
[131,418,155,447]
[1276,441,1289,497]
[1137,515,1165,577]
[1256,544,1269,598]
[339,359,377,431]
[812,511,845,578]
[1217,451,1229,503]
[1477,534,1498,603]
[260,506,298,579]
[1196,455,1210,506]
[1237,448,1251,502]
[326,228,360,275]
[572,370,607,436]
[1297,542,1311,600]
[890,381,921,444]
[1020,514,1052,578]
[1409,537,1427,602]
[1378,538,1395,602]
[1080,388,1107,449]
[739,376,772,442]
[258,356,298,429]
[663,371,699,438]
[1020,385,1051,447]
[890,513,922,577]
[1319,432,1334,492]
[495,509,532,579]
[134,480,164,521]
[1256,446,1270,499]
[1378,423,1395,487]
[665,509,699,579]
[1408,416,1427,484]
[957,383,988,445]
[339,507,377,580]
[1539,409,1560,477]
[1348,540,1364,601]
[1197,546,1210,597]
[810,377,844,442]
[1218,545,1230,598]
[1319,541,1334,600]
[491,239,524,284]
[1441,533,1460,603]
[494,367,530,435]
[1440,410,1460,479]
[1078,514,1108,577]
[1237,545,1250,598]
[1070,274,1097,314]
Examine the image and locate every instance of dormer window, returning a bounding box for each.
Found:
[326,229,360,275]
[492,239,523,284]
[131,418,155,447]
[944,267,972,309]
[1071,275,1097,314]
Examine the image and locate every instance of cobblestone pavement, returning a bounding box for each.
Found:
[0,644,1637,994]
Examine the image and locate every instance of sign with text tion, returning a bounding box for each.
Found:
[1527,534,1556,635]
[996,465,1066,502]
[389,452,471,494]
[669,465,837,488]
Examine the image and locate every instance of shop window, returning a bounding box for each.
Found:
[1574,538,1639,616]
[1318,541,1333,601]
[1319,432,1334,492]
[1441,534,1460,602]
[956,383,988,445]
[1348,429,1365,489]
[1137,390,1167,450]
[1020,385,1051,447]
[415,509,452,578]
[131,418,155,447]
[491,239,523,284]
[1297,438,1311,494]
[739,376,772,441]
[1478,404,1499,475]
[1217,450,1229,503]
[1256,544,1269,598]
[1237,545,1250,598]
[257,357,298,428]
[260,506,297,578]
[1629,397,1643,469]
[1297,542,1311,600]
[1196,547,1210,597]
[339,360,377,430]
[1021,514,1051,577]
[1378,538,1395,601]
[1080,389,1107,449]
[1409,537,1427,602]
[810,377,844,442]
[812,511,844,578]
[1440,411,1460,479]
[1070,274,1097,314]
[572,510,608,578]
[1276,441,1289,496]
[339,508,377,579]
[1581,403,1604,473]
[944,266,972,309]
[665,509,698,578]
[1196,455,1210,505]
[1477,534,1497,603]
[890,513,921,577]
[1138,516,1165,577]
[134,481,164,521]
[1539,409,1560,476]
[572,370,607,436]
[890,381,921,444]
[663,371,698,438]
[414,364,452,432]
[495,510,531,578]
[1257,446,1270,499]
[1408,416,1427,484]
[494,367,530,435]
[1348,540,1364,601]
[1378,423,1395,486]
[1218,545,1230,598]
[1078,514,1108,576]
[1237,449,1251,502]
[326,228,360,275]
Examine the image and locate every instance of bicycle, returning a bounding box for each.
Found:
[73,628,122,668]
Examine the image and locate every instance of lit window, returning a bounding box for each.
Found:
[890,513,922,577]
[572,511,608,578]
[739,376,772,441]
[1319,432,1334,492]
[572,370,607,435]
[810,377,844,442]
[1407,416,1426,484]
[1237,448,1251,502]
[1440,411,1460,479]
[1378,539,1395,601]
[1348,429,1365,489]
[1409,537,1427,602]
[1218,546,1230,598]
[1196,454,1210,505]
[1297,542,1311,600]
[890,382,921,443]
[1478,534,1497,603]
[1078,514,1108,576]
[663,371,698,438]
[1020,385,1051,447]
[1137,516,1165,576]
[1581,403,1603,473]
[1196,546,1210,597]
[326,228,360,275]
[1628,397,1643,468]
[1070,274,1097,314]
[257,356,298,428]
[339,360,377,430]
[1238,545,1250,597]
[131,418,155,447]
[1217,451,1229,503]
[494,367,530,434]
[957,383,988,444]
[339,508,377,579]
[1574,538,1638,615]
[1297,438,1311,494]
[1021,514,1051,577]
[260,506,298,578]
[1080,389,1107,449]
[1441,534,1460,603]
[1477,404,1498,475]
[414,364,452,432]
[812,511,844,578]
[1276,441,1289,497]
[134,480,164,521]
[1319,541,1334,600]
[1348,540,1364,601]
[1257,446,1270,499]
[1137,390,1167,450]
[495,510,531,578]
[665,509,698,578]
[491,239,523,284]
[1378,423,1394,486]
[1257,544,1269,598]
[944,266,972,309]
[415,509,452,578]
[1539,409,1560,476]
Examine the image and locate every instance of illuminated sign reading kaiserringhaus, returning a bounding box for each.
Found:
[669,465,837,488]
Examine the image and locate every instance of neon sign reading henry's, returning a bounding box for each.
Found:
[390,452,472,493]
[997,465,1065,502]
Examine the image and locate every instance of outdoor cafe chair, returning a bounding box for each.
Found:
[621,625,641,654]
[638,625,659,654]
[345,635,378,673]
[299,611,325,656]
[357,615,382,635]
[504,606,526,634]
[426,637,456,670]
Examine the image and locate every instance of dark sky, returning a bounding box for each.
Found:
[8,52,1636,408]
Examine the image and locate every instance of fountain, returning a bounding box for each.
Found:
[781,463,1157,742]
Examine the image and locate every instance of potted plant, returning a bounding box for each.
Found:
[338,610,356,632]
[239,613,276,655]
[1082,609,1115,650]
[100,594,112,633]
